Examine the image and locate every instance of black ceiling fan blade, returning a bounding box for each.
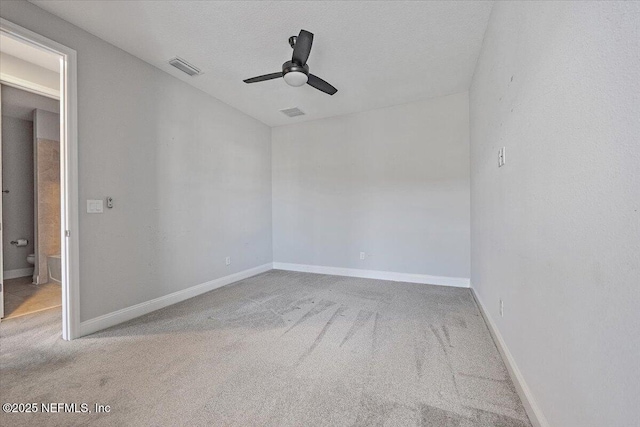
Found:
[307,74,338,95]
[243,72,282,83]
[292,30,313,65]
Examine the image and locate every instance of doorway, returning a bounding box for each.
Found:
[1,84,62,318]
[0,18,79,340]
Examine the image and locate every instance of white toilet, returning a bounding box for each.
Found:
[27,253,35,265]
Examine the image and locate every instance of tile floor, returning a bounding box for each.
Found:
[2,276,61,319]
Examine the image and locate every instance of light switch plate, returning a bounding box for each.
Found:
[87,199,104,213]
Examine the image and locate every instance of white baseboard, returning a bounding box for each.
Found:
[470,288,549,427]
[273,262,470,288]
[3,268,34,280]
[79,263,272,337]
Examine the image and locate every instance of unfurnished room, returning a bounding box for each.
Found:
[0,1,638,427]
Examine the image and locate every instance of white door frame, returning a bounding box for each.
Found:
[0,83,4,319]
[0,18,80,340]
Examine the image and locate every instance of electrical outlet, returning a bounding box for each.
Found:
[225,256,231,266]
[500,299,504,317]
[360,252,366,260]
[498,147,506,167]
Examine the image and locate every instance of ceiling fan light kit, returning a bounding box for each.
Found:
[283,72,308,87]
[243,29,338,95]
[282,62,308,87]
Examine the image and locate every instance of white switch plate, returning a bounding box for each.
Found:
[359,252,366,260]
[87,199,103,213]
[225,256,231,266]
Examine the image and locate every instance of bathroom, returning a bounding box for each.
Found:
[1,39,62,319]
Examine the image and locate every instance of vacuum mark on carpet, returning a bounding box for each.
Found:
[340,310,374,347]
[430,324,448,355]
[297,305,347,365]
[352,394,405,427]
[278,297,314,316]
[414,321,429,379]
[442,325,454,348]
[458,372,507,384]
[371,312,381,357]
[448,315,467,329]
[420,404,466,427]
[430,324,460,397]
[284,299,336,334]
[461,405,532,427]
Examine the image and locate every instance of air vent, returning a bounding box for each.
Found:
[168,57,202,76]
[280,107,305,118]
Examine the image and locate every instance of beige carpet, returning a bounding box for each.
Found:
[0,270,531,426]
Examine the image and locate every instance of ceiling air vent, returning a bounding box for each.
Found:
[280,107,305,118]
[168,57,202,76]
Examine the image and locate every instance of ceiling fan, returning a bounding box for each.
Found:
[243,30,338,95]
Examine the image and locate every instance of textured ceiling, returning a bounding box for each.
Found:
[31,1,493,126]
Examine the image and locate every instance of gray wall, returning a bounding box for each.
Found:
[1,84,59,120]
[470,2,640,426]
[34,108,59,141]
[272,92,470,279]
[1,116,34,272]
[1,1,272,321]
